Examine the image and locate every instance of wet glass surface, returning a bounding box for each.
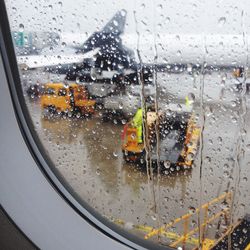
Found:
[5,0,250,248]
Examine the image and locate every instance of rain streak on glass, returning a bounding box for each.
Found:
[5,0,250,248]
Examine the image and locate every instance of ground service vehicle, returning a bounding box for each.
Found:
[122,109,200,170]
[41,83,96,117]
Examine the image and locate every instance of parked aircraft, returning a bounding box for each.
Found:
[17,9,248,116]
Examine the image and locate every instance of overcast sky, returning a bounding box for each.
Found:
[5,0,250,35]
[5,0,250,65]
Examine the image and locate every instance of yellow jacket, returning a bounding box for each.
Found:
[132,108,143,143]
[132,108,143,127]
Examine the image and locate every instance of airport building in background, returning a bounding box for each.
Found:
[11,31,60,55]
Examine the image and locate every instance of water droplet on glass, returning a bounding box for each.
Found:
[124,222,134,230]
[120,10,126,17]
[187,64,193,73]
[243,177,248,182]
[165,17,171,24]
[229,100,237,108]
[118,103,123,109]
[205,156,211,163]
[189,206,196,214]
[187,93,195,104]
[91,72,97,81]
[19,24,24,32]
[163,161,171,169]
[140,3,146,9]
[223,170,230,178]
[231,116,237,123]
[177,50,182,57]
[157,4,163,11]
[151,214,157,221]
[218,17,226,27]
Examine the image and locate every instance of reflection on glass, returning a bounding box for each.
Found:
[5,0,250,248]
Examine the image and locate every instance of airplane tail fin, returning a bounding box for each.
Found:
[102,9,127,35]
[80,9,127,53]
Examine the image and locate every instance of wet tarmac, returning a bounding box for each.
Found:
[22,69,250,247]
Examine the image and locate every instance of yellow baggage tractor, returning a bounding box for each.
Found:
[41,82,96,118]
[121,107,200,170]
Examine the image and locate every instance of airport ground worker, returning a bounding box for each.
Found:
[131,107,143,144]
[131,100,156,144]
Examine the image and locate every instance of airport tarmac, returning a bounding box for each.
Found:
[22,70,250,246]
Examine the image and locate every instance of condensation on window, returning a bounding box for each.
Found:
[5,0,250,248]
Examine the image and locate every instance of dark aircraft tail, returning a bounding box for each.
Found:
[80,9,127,54]
[102,9,127,35]
[78,9,135,71]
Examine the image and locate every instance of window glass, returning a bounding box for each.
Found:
[5,0,250,248]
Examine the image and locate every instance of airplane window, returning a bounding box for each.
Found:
[4,0,250,249]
